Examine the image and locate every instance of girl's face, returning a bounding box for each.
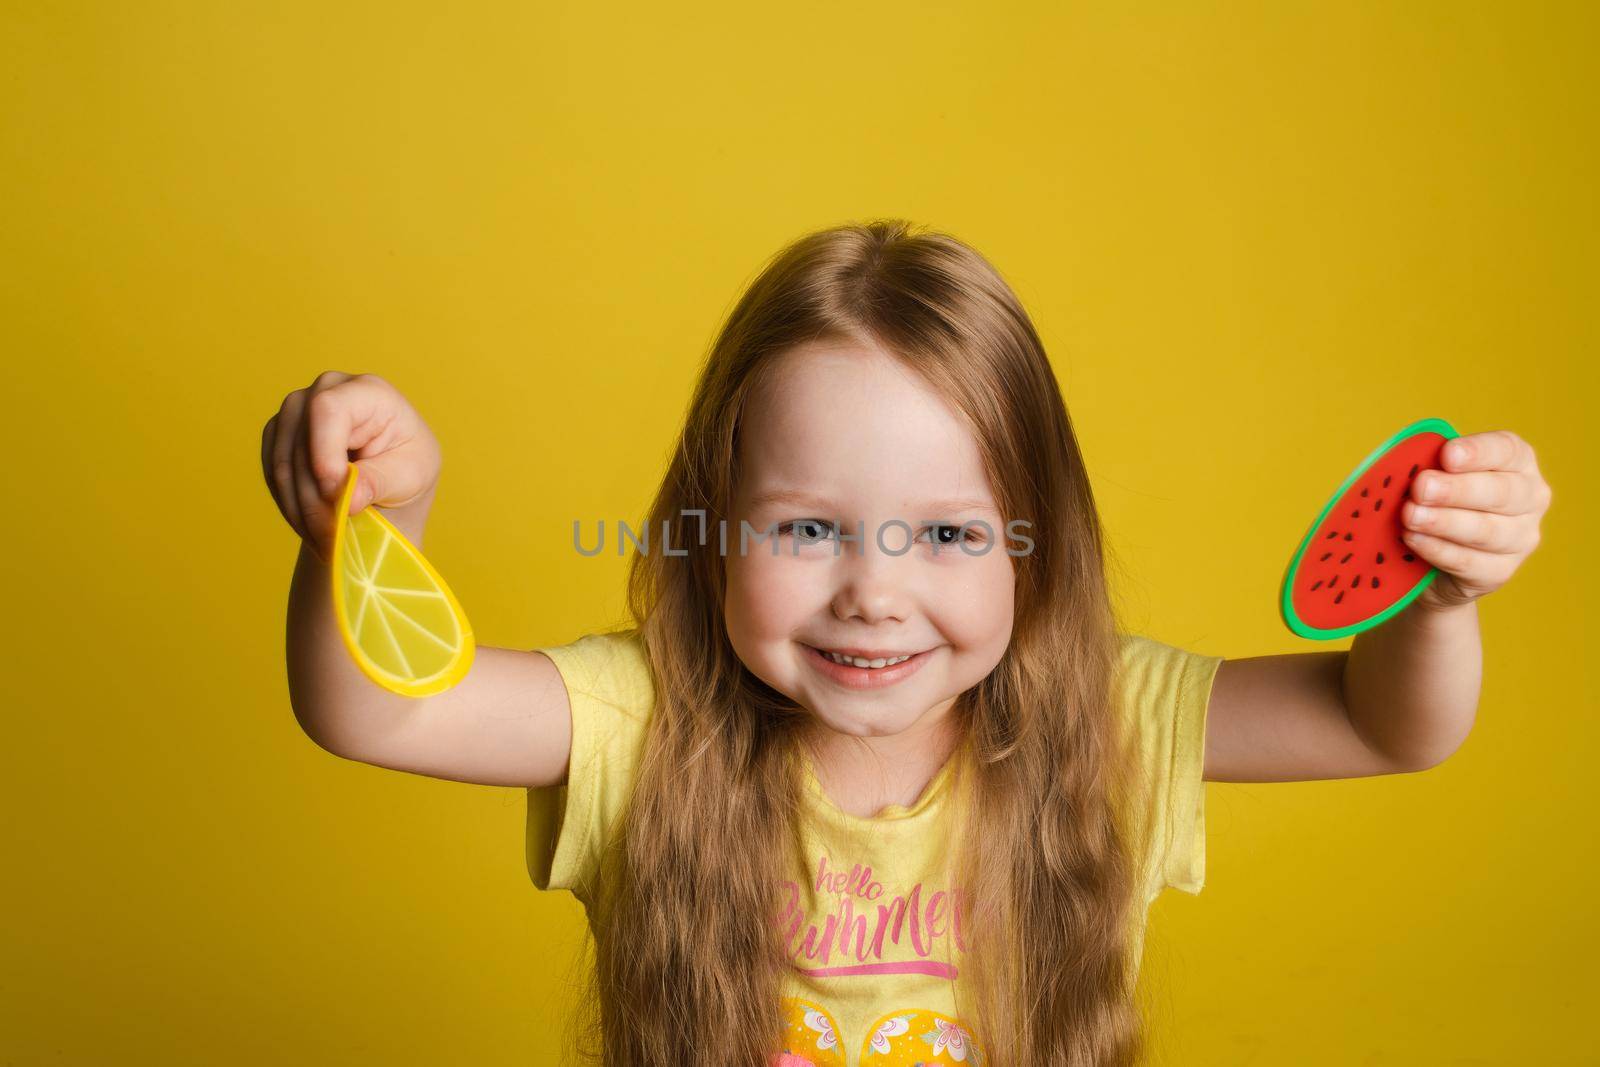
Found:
[724,337,1015,743]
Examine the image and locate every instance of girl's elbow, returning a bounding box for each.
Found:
[1400,718,1476,773]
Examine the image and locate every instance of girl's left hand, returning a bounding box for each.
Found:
[1401,429,1553,612]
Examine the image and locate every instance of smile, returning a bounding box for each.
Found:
[800,643,934,689]
[817,648,917,668]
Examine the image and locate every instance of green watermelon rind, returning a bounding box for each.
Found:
[1279,416,1460,641]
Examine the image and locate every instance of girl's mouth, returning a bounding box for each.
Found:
[800,643,934,690]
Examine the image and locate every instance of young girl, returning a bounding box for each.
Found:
[263,219,1550,1066]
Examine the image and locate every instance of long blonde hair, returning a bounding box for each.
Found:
[567,219,1146,1066]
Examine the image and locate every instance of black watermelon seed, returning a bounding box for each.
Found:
[1326,530,1338,540]
[1335,591,1345,604]
[1353,574,1362,586]
[1311,580,1323,590]
[1374,499,1383,511]
[1340,552,1352,563]
[1344,532,1353,541]
[1410,464,1419,477]
[1329,576,1339,588]
[1361,487,1369,497]
[1371,577,1379,589]
[1376,552,1385,564]
[1402,553,1415,562]
[1351,509,1361,518]
[1383,475,1392,488]
[1321,552,1333,561]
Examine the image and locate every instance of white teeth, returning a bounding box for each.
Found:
[822,649,913,669]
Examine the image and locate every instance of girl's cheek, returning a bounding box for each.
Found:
[934,554,1016,663]
[724,553,813,634]
[931,548,1014,612]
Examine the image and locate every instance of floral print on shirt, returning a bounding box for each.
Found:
[774,996,984,1066]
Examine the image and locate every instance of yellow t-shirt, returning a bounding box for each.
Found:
[524,629,1222,1067]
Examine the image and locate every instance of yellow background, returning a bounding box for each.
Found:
[3,2,1593,1063]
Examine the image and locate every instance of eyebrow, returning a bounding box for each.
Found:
[744,488,999,516]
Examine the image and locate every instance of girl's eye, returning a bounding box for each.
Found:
[778,519,836,544]
[918,523,983,547]
[775,521,985,548]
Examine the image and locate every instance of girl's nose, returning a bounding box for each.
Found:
[828,531,914,624]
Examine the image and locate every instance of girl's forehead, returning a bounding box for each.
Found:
[748,344,960,439]
[738,344,995,505]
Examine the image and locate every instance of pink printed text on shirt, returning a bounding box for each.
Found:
[777,852,972,980]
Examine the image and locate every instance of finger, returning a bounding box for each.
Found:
[306,375,393,499]
[261,414,295,530]
[1401,501,1532,554]
[1409,469,1541,516]
[1400,528,1520,586]
[291,418,336,564]
[1441,430,1535,475]
[260,414,273,484]
[272,390,309,541]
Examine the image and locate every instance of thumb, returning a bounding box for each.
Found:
[347,454,417,514]
[348,461,382,514]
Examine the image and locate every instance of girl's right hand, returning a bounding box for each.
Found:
[260,371,443,565]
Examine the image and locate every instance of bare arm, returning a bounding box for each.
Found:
[265,372,578,789]
[287,497,575,789]
[1202,599,1481,782]
[1341,598,1481,771]
[1204,427,1553,782]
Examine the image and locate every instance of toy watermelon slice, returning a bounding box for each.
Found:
[1280,417,1460,640]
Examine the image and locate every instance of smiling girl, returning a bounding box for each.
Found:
[264,219,1551,1066]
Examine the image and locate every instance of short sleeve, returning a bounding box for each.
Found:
[1117,633,1224,898]
[524,629,654,908]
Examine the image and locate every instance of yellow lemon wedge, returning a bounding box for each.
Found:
[330,461,474,697]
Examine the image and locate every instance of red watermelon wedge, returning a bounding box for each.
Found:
[1280,417,1460,640]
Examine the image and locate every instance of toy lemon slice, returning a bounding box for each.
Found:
[330,461,474,696]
